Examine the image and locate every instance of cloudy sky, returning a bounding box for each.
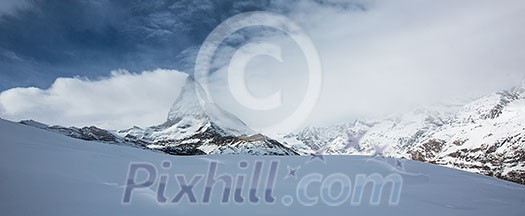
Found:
[0,0,524,133]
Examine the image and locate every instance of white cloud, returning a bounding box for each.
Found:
[1,0,525,134]
[303,0,525,123]
[0,69,188,129]
[203,0,525,130]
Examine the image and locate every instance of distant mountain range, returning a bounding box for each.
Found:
[17,77,524,184]
[281,85,525,184]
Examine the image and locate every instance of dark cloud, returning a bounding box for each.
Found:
[0,0,278,90]
[0,0,32,16]
[0,0,366,90]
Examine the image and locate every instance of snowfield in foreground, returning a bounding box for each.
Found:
[1,118,524,216]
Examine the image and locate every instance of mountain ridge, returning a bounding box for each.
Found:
[283,85,525,184]
[15,80,525,184]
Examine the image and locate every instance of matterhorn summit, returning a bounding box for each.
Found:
[165,76,255,137]
[117,76,298,155]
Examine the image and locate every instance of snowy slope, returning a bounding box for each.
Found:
[1,118,524,215]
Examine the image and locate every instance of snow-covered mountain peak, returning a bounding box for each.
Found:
[166,76,207,123]
[164,76,254,136]
[111,76,295,155]
[455,87,524,124]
